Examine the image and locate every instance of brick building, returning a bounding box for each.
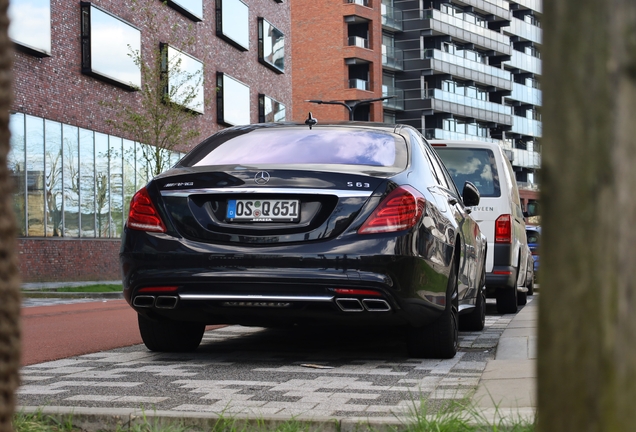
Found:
[10,0,291,282]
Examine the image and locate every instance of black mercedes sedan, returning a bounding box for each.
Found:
[120,122,487,359]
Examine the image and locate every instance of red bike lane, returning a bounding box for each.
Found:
[20,299,142,366]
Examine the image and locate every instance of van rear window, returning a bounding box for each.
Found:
[435,148,501,197]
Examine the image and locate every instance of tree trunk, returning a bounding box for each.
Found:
[539,0,636,430]
[0,0,20,430]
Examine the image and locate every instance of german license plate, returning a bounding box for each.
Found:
[227,199,300,222]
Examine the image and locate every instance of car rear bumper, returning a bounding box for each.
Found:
[120,230,454,328]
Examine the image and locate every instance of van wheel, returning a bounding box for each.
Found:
[407,258,459,359]
[496,286,518,314]
[138,314,205,352]
[517,288,528,306]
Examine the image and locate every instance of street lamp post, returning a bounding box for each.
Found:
[305,96,396,121]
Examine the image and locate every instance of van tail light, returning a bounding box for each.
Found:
[358,186,426,234]
[495,214,512,244]
[126,187,167,233]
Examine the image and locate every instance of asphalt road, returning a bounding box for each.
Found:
[18,296,526,418]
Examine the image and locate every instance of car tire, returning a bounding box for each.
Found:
[496,285,518,314]
[138,314,205,352]
[460,263,486,331]
[527,275,534,296]
[407,257,459,359]
[517,287,528,306]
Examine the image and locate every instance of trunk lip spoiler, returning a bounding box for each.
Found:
[160,187,374,198]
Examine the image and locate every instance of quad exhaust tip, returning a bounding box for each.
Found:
[132,295,179,309]
[336,298,391,312]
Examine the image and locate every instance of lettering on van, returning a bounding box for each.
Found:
[472,206,494,212]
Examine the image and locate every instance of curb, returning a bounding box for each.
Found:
[16,405,534,432]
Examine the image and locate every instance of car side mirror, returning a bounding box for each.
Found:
[462,181,480,207]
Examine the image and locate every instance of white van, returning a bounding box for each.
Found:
[429,140,531,313]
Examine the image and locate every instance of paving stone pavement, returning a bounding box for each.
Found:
[18,300,519,419]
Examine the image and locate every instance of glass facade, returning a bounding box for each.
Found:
[9,113,182,238]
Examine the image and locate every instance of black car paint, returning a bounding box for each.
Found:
[120,123,485,333]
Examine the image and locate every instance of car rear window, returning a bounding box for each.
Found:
[434,148,501,197]
[183,128,406,169]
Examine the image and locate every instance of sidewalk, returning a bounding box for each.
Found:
[470,296,537,423]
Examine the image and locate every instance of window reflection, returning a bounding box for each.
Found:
[10,113,182,238]
[63,124,80,237]
[45,120,63,237]
[26,116,45,236]
[217,73,251,126]
[81,4,141,89]
[258,18,285,73]
[167,0,203,21]
[9,113,26,236]
[164,45,205,113]
[258,94,286,122]
[79,129,95,237]
[217,0,249,51]
[95,133,110,237]
[8,0,51,56]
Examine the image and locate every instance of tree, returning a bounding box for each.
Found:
[538,0,636,430]
[0,0,21,429]
[102,0,205,177]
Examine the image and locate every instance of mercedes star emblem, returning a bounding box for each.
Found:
[254,171,270,185]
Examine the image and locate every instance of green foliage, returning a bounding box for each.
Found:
[100,0,206,177]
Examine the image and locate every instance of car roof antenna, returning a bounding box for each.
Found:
[305,112,317,130]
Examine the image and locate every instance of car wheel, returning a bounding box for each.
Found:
[138,314,205,352]
[527,275,534,296]
[517,287,528,306]
[407,257,459,359]
[496,284,518,314]
[459,262,486,331]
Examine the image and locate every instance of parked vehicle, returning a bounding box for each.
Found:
[430,140,531,314]
[526,225,541,286]
[121,122,487,359]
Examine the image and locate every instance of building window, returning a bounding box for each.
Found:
[167,0,203,21]
[216,0,249,51]
[8,113,182,238]
[258,94,286,122]
[161,44,205,113]
[80,3,141,90]
[8,0,51,56]
[258,18,285,73]
[217,73,251,126]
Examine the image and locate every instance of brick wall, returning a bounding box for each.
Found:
[13,0,293,152]
[16,239,121,283]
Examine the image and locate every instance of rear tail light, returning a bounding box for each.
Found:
[333,288,382,297]
[358,186,426,234]
[495,214,512,243]
[126,187,167,233]
[138,286,178,293]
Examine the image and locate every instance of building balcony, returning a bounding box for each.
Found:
[345,0,369,6]
[511,115,542,138]
[509,82,542,106]
[423,88,512,116]
[503,17,542,45]
[424,128,500,143]
[349,78,370,90]
[382,86,404,110]
[510,0,543,14]
[348,36,369,49]
[381,5,402,32]
[416,9,511,53]
[415,48,512,86]
[506,50,542,75]
[382,45,403,71]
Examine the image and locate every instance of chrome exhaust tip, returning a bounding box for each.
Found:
[335,298,364,312]
[362,298,391,312]
[155,296,179,309]
[133,295,155,308]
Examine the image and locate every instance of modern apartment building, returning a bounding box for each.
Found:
[10,0,291,282]
[291,0,541,210]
